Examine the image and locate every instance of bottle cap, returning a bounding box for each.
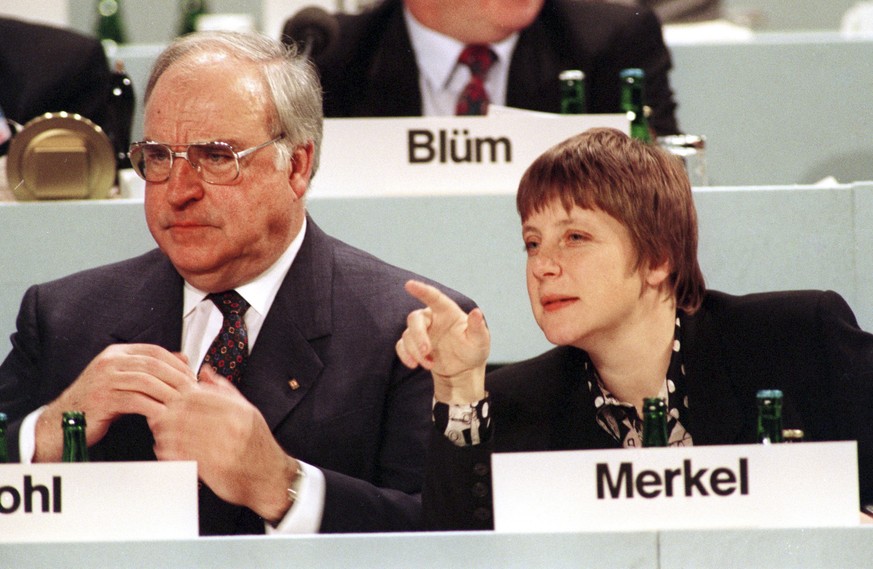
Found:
[620,68,645,79]
[642,397,666,411]
[559,69,584,81]
[756,389,783,400]
[62,411,87,427]
[782,428,804,441]
[656,134,706,151]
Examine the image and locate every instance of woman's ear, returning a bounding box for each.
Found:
[644,257,673,288]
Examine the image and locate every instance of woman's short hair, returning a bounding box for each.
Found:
[517,127,705,313]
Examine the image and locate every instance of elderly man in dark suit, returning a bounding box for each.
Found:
[283,0,680,136]
[0,31,474,535]
[0,17,112,150]
[395,128,873,530]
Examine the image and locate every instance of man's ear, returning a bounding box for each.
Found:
[288,142,314,199]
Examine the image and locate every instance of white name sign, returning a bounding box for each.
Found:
[312,114,628,198]
[491,442,859,532]
[0,462,198,542]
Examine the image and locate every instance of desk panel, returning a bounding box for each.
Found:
[0,531,657,569]
[659,527,873,569]
[4,527,873,569]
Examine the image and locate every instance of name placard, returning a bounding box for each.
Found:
[0,461,198,542]
[312,114,628,198]
[491,442,859,532]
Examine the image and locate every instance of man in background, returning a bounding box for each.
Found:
[285,0,680,136]
[0,17,112,153]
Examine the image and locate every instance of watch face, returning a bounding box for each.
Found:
[7,112,115,201]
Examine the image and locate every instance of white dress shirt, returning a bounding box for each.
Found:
[403,7,520,116]
[21,217,327,534]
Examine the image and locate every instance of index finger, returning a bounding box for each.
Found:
[404,280,463,316]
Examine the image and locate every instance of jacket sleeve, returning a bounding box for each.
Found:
[816,290,873,506]
[423,428,496,531]
[0,285,45,462]
[317,361,434,533]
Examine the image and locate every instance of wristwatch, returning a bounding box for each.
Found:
[433,395,492,447]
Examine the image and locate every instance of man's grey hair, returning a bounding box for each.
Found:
[144,31,324,177]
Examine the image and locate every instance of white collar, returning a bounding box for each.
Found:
[403,6,519,90]
[182,216,308,318]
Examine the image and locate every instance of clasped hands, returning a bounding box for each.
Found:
[395,280,491,405]
[35,343,295,523]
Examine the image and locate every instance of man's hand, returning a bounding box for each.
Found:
[34,344,197,462]
[395,280,490,404]
[149,366,296,524]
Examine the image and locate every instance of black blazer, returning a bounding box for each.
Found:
[0,217,475,535]
[424,289,873,530]
[0,18,112,136]
[286,0,680,135]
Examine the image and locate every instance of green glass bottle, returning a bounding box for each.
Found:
[62,411,89,463]
[0,412,9,463]
[107,59,135,170]
[619,68,651,143]
[642,397,669,447]
[756,389,784,444]
[95,0,127,45]
[559,69,586,114]
[179,0,210,36]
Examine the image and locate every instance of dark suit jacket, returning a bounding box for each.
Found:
[424,289,873,530]
[0,217,475,535]
[284,0,679,135]
[0,18,112,139]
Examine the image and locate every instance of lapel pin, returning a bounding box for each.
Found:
[288,378,300,390]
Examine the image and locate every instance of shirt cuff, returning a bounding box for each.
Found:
[264,460,325,534]
[19,405,45,463]
[433,396,491,447]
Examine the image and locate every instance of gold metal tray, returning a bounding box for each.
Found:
[6,112,115,201]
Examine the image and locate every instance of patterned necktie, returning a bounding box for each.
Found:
[455,44,497,116]
[202,291,250,383]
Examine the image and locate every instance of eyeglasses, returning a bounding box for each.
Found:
[128,135,284,185]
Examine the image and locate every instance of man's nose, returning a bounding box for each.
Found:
[164,156,204,205]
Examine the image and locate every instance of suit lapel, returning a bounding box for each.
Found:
[507,3,580,113]
[85,251,181,463]
[109,251,184,350]
[551,348,619,450]
[237,218,332,431]
[359,4,422,117]
[681,306,746,445]
[103,230,335,434]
